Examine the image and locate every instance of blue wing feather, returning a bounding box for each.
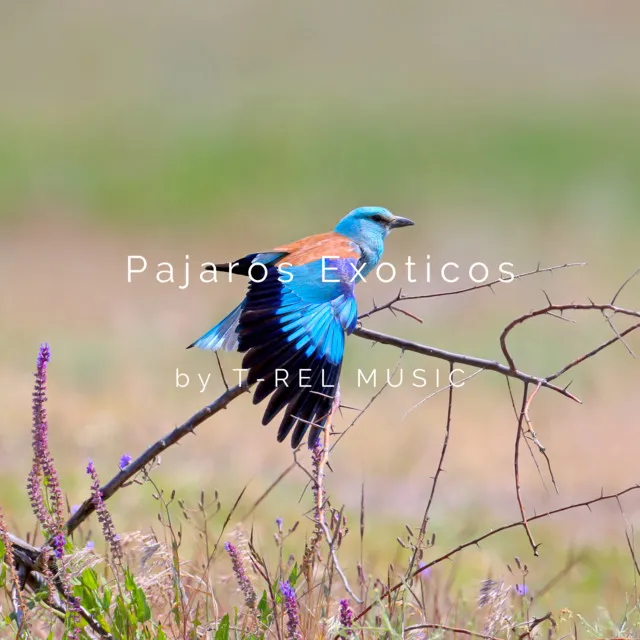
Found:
[189,249,361,447]
[187,302,244,351]
[237,260,358,447]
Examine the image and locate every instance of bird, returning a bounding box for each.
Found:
[188,206,414,448]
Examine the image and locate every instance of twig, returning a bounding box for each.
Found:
[358,262,586,321]
[514,382,539,555]
[546,322,640,382]
[405,622,502,639]
[418,362,455,525]
[354,482,640,622]
[518,612,554,639]
[316,394,362,604]
[601,305,636,358]
[63,300,640,542]
[329,352,404,452]
[505,377,557,499]
[62,381,249,538]
[500,302,640,371]
[215,352,229,390]
[522,382,558,494]
[403,367,484,419]
[611,267,640,306]
[352,327,580,402]
[24,569,112,639]
[11,565,27,638]
[403,363,455,590]
[240,462,297,523]
[533,550,586,600]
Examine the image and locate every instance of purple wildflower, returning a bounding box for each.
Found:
[339,598,354,636]
[24,346,82,635]
[276,517,283,528]
[417,561,432,580]
[85,540,95,550]
[224,541,256,608]
[279,581,302,640]
[26,466,52,534]
[514,583,529,597]
[86,459,123,564]
[118,453,132,470]
[26,344,65,537]
[51,533,66,559]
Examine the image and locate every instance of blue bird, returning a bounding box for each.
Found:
[188,206,414,447]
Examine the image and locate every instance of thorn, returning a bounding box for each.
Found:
[339,404,362,411]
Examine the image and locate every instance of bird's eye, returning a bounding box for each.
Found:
[371,214,386,224]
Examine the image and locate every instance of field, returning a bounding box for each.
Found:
[1,2,640,638]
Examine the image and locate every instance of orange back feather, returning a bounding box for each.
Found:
[273,232,360,267]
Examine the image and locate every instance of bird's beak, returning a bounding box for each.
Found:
[389,215,415,229]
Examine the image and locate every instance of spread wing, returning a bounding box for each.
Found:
[237,232,360,447]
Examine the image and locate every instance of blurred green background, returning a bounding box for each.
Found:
[1,0,640,623]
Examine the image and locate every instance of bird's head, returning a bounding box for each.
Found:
[335,206,414,242]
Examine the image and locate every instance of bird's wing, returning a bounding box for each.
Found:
[190,234,359,353]
[237,233,361,447]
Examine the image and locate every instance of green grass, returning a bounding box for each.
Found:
[4,456,640,638]
[1,104,638,229]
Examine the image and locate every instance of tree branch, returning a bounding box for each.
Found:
[500,303,640,371]
[63,381,249,538]
[354,482,640,622]
[402,362,455,591]
[358,262,586,321]
[63,295,640,543]
[513,382,539,555]
[404,623,502,640]
[352,326,581,402]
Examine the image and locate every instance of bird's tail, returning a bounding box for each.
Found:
[187,302,244,351]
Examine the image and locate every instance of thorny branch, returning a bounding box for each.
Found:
[401,362,455,600]
[4,262,639,634]
[58,267,638,543]
[513,382,538,555]
[314,390,363,603]
[62,381,250,538]
[404,622,502,640]
[500,302,640,371]
[351,326,581,402]
[354,483,640,622]
[357,262,586,321]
